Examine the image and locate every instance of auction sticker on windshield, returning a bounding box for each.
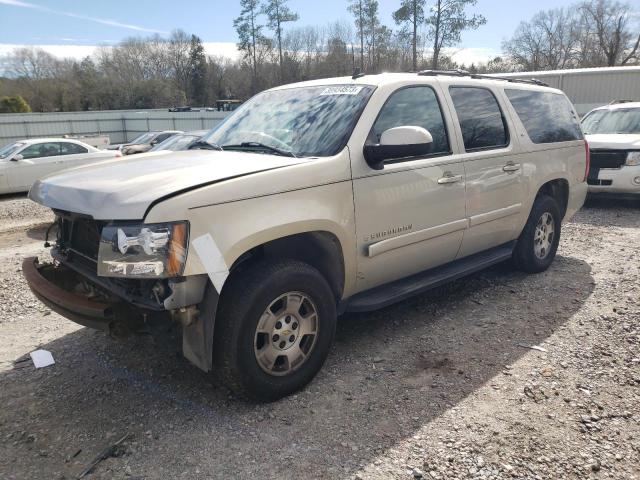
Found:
[319,85,364,96]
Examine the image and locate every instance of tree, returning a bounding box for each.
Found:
[426,0,487,69]
[581,0,640,66]
[188,35,208,105]
[0,95,31,113]
[234,0,267,92]
[348,0,366,70]
[393,0,426,71]
[363,0,380,71]
[263,0,299,81]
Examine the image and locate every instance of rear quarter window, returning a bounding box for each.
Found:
[505,89,583,144]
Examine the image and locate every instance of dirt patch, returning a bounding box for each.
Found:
[0,196,638,480]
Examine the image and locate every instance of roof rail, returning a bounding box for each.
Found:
[608,99,634,105]
[416,69,548,87]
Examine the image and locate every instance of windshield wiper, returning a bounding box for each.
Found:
[223,142,297,157]
[188,140,224,151]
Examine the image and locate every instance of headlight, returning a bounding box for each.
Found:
[626,152,640,166]
[97,221,189,278]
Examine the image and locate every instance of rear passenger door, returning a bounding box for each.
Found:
[351,85,467,291]
[57,142,91,169]
[445,85,526,258]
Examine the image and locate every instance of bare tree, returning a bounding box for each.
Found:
[393,0,426,71]
[581,0,640,66]
[234,0,266,92]
[348,0,366,70]
[426,0,487,69]
[263,0,299,81]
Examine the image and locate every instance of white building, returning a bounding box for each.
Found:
[498,66,640,115]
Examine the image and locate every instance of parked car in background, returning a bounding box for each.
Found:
[149,130,209,152]
[24,72,587,401]
[0,138,121,194]
[106,131,182,155]
[168,106,197,112]
[582,101,640,195]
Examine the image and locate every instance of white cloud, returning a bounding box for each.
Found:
[0,42,241,62]
[0,0,167,34]
[448,47,501,66]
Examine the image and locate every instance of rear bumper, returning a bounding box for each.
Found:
[565,181,587,221]
[588,165,640,194]
[22,257,115,331]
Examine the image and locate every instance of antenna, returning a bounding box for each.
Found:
[352,68,366,80]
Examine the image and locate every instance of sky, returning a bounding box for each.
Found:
[0,0,602,66]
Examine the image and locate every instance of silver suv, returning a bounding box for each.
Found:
[24,72,588,401]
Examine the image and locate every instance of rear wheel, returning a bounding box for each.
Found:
[513,195,561,273]
[212,259,336,401]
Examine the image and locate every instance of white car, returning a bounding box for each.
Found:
[582,101,640,195]
[0,138,122,194]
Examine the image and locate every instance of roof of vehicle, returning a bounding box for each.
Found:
[589,101,640,112]
[9,138,97,147]
[269,71,562,94]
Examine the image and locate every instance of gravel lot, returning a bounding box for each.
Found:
[0,194,638,480]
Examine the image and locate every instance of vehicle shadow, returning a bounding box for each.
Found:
[572,194,640,228]
[0,255,594,479]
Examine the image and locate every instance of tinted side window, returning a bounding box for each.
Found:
[59,142,88,155]
[20,143,61,159]
[449,87,508,151]
[154,133,173,143]
[370,86,450,155]
[505,89,583,144]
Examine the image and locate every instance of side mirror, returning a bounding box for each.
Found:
[363,126,433,170]
[11,153,23,162]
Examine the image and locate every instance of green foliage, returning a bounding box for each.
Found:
[0,95,31,113]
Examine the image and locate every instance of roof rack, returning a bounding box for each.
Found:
[416,69,548,87]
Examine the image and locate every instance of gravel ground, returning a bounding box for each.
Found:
[0,195,638,480]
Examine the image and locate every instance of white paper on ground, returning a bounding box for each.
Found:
[30,349,55,368]
[192,233,229,293]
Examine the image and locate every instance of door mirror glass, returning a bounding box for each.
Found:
[11,153,23,162]
[363,126,433,170]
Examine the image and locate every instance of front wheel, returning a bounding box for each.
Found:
[212,259,337,401]
[513,195,562,273]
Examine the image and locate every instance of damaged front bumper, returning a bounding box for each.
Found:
[23,256,217,372]
[23,257,120,332]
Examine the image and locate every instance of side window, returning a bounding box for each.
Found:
[20,143,61,159]
[154,133,172,143]
[449,87,509,151]
[505,89,583,144]
[59,142,88,155]
[370,86,450,156]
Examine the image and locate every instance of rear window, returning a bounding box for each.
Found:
[505,89,583,144]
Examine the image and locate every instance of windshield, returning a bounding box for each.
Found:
[128,133,156,145]
[150,134,200,152]
[0,142,24,159]
[582,108,640,135]
[201,85,375,157]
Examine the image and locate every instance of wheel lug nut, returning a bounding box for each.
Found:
[292,322,298,330]
[289,335,295,342]
[279,341,286,349]
[272,334,279,342]
[275,321,282,329]
[285,316,291,324]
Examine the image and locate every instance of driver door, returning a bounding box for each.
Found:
[351,85,467,291]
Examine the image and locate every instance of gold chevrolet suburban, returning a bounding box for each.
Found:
[23,71,588,401]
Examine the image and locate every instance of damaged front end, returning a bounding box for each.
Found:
[23,213,212,367]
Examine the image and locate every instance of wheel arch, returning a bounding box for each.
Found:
[534,177,570,219]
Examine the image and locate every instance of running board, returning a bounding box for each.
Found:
[344,242,515,313]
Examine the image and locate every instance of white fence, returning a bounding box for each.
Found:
[0,109,231,146]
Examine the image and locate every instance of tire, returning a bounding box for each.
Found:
[212,259,337,401]
[512,195,561,273]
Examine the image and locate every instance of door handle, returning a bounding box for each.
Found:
[437,174,463,185]
[503,163,521,172]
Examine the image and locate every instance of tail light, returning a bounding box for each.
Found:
[583,140,590,182]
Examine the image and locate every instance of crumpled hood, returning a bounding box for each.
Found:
[29,150,308,220]
[586,134,640,150]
